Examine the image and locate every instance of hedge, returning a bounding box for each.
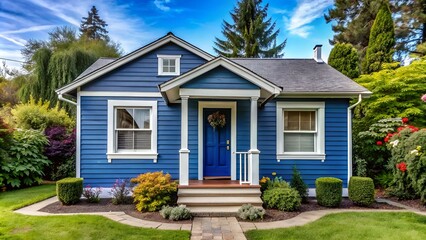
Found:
[57,178,83,205]
[315,177,342,207]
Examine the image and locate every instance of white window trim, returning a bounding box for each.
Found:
[276,102,325,161]
[107,100,158,163]
[158,54,181,76]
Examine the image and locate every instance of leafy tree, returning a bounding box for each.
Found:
[80,6,109,41]
[364,3,395,73]
[354,58,426,128]
[328,43,360,78]
[214,0,286,57]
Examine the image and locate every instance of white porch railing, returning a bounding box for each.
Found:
[236,151,250,184]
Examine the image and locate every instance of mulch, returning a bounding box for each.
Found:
[375,188,426,212]
[240,198,401,222]
[40,197,402,223]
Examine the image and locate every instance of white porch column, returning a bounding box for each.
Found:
[179,96,190,185]
[249,97,260,185]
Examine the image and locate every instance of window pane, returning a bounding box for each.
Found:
[134,109,150,129]
[135,131,151,149]
[117,131,133,150]
[169,59,176,67]
[169,66,176,72]
[284,111,299,130]
[163,58,169,66]
[284,133,315,152]
[300,111,316,131]
[116,109,134,128]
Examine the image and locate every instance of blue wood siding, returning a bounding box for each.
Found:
[82,43,206,92]
[182,66,259,89]
[80,96,181,187]
[258,99,349,188]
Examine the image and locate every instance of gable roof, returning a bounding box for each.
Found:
[56,32,214,95]
[159,56,282,103]
[232,58,371,96]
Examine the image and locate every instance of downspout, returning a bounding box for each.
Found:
[347,94,362,185]
[58,93,77,106]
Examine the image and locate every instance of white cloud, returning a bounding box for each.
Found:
[285,0,333,38]
[0,34,26,46]
[1,25,56,34]
[154,0,171,11]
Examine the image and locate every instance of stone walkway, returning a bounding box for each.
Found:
[14,197,426,240]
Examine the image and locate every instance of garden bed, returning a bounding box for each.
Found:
[39,198,193,224]
[240,198,401,222]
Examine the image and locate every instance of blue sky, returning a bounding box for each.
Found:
[0,0,335,70]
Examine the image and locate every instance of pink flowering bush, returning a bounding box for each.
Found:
[82,185,102,203]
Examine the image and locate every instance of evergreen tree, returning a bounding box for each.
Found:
[328,43,360,79]
[214,0,286,58]
[364,4,395,73]
[80,6,109,41]
[290,166,308,203]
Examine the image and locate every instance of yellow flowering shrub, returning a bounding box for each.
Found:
[131,171,178,212]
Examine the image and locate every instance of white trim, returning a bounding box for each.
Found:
[157,55,181,76]
[278,91,372,98]
[250,97,259,150]
[180,89,260,99]
[79,91,162,97]
[76,88,81,178]
[276,101,325,161]
[198,101,237,180]
[308,188,348,197]
[160,57,281,94]
[56,34,214,95]
[179,96,189,185]
[107,100,158,162]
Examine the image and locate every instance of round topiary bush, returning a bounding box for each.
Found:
[315,177,342,207]
[57,177,83,205]
[349,176,375,206]
[262,187,301,211]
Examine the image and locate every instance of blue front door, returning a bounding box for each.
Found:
[203,108,231,177]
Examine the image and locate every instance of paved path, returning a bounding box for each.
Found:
[14,197,426,239]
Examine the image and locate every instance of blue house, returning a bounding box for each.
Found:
[57,33,371,213]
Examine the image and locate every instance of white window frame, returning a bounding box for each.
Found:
[107,100,158,163]
[157,55,181,76]
[276,102,325,161]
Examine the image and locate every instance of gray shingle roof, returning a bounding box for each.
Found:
[76,57,116,79]
[76,57,369,95]
[231,58,369,93]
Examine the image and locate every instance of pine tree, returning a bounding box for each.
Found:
[214,0,286,58]
[364,4,395,73]
[80,6,109,41]
[328,43,360,79]
[290,166,308,203]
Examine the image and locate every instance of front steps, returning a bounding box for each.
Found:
[177,181,263,216]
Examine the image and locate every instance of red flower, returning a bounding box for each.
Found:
[402,117,409,124]
[397,126,405,132]
[376,141,383,146]
[387,133,394,138]
[384,136,390,142]
[396,162,407,172]
[408,125,419,132]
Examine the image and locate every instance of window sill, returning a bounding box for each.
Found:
[106,152,158,163]
[158,73,180,76]
[277,153,326,162]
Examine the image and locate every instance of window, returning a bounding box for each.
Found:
[107,100,158,162]
[276,102,325,161]
[158,55,181,76]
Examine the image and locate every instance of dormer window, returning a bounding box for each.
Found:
[158,55,181,76]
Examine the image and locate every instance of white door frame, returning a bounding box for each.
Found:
[198,101,237,180]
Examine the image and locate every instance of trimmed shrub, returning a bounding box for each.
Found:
[160,205,191,221]
[349,177,375,206]
[263,188,301,211]
[131,171,178,212]
[57,178,83,205]
[238,204,265,221]
[290,167,308,203]
[266,177,290,190]
[316,177,342,207]
[169,205,192,221]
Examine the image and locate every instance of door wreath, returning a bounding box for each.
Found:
[207,111,226,129]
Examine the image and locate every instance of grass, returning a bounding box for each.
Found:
[0,184,190,240]
[246,212,426,240]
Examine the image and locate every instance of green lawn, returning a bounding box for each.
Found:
[246,212,426,240]
[0,184,190,240]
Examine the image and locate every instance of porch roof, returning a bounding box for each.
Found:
[158,57,282,104]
